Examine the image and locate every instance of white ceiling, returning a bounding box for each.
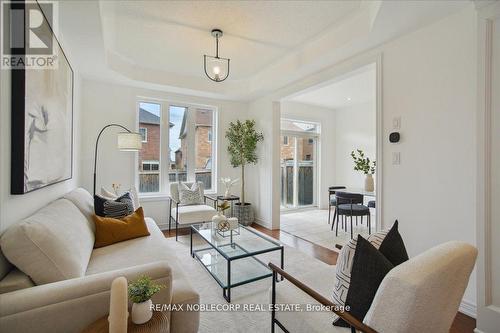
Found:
[56,0,470,100]
[288,64,376,109]
[99,1,361,80]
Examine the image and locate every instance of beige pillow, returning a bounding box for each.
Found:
[0,199,94,285]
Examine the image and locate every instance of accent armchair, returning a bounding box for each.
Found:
[269,241,477,333]
[169,182,216,240]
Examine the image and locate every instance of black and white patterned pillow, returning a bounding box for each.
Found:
[178,182,203,205]
[94,193,134,218]
[332,220,408,326]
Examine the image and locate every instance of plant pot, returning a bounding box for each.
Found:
[131,299,153,324]
[365,174,375,192]
[234,203,254,226]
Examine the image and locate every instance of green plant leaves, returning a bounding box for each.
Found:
[225,120,264,168]
[128,275,165,303]
[351,149,376,175]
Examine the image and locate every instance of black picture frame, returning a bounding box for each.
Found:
[10,0,74,194]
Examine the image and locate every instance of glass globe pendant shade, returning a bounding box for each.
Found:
[204,55,230,82]
[203,29,230,82]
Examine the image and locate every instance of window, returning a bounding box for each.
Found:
[283,136,288,145]
[139,128,147,142]
[142,161,159,171]
[308,138,314,145]
[194,109,214,190]
[137,101,216,194]
[138,102,161,193]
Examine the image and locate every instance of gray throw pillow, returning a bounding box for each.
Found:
[178,182,203,205]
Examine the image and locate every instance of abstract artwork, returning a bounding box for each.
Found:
[10,1,73,194]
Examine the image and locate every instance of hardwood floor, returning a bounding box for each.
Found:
[163,223,475,333]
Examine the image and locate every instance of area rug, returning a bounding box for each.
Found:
[280,209,374,251]
[165,230,335,333]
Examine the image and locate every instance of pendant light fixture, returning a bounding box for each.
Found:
[204,29,230,82]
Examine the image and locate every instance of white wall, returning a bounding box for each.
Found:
[0,70,82,232]
[246,98,280,229]
[381,5,477,312]
[247,4,478,313]
[280,101,336,209]
[79,78,248,228]
[335,102,376,189]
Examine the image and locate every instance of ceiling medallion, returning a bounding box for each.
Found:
[203,29,230,82]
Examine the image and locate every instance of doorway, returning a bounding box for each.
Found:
[280,119,319,210]
[277,61,379,250]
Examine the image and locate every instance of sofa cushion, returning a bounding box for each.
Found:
[0,199,94,285]
[93,207,150,248]
[171,205,216,225]
[63,187,96,233]
[87,218,174,275]
[0,268,35,293]
[0,251,13,280]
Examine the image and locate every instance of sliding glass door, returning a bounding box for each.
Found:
[280,119,319,209]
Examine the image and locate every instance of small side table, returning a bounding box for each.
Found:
[216,195,240,217]
[81,311,169,333]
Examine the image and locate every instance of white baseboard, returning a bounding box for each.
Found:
[254,217,272,229]
[473,329,485,333]
[459,299,477,318]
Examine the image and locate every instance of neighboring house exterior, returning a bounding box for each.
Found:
[280,120,316,161]
[175,109,213,171]
[138,108,161,172]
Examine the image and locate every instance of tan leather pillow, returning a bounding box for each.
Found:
[93,207,150,248]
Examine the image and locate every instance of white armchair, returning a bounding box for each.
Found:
[169,182,216,240]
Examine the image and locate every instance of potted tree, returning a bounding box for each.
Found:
[128,275,164,324]
[351,149,376,192]
[225,120,264,225]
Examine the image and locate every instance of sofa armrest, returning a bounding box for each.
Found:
[0,261,172,333]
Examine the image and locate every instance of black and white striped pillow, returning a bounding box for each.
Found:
[94,193,134,218]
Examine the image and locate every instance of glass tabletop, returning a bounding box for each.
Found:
[191,223,282,260]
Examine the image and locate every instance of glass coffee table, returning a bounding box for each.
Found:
[190,223,284,302]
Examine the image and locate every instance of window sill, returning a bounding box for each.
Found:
[139,190,217,202]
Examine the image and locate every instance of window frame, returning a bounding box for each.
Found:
[135,99,218,198]
[139,127,148,143]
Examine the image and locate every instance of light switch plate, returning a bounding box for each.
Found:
[392,152,401,165]
[393,117,401,130]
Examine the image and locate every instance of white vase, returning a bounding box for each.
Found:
[365,174,375,192]
[224,188,230,198]
[131,299,153,324]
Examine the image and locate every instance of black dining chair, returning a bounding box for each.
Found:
[334,191,371,239]
[328,186,346,225]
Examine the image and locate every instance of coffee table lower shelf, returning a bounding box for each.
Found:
[192,245,278,302]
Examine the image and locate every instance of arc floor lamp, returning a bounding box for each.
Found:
[93,124,142,195]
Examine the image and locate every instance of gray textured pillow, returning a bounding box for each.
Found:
[178,182,203,205]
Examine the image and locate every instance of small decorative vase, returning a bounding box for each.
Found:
[224,188,230,198]
[131,299,153,324]
[212,211,226,228]
[365,174,375,192]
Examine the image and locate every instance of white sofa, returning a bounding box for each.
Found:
[271,241,477,333]
[0,188,199,333]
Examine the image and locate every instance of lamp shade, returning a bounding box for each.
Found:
[117,132,142,151]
